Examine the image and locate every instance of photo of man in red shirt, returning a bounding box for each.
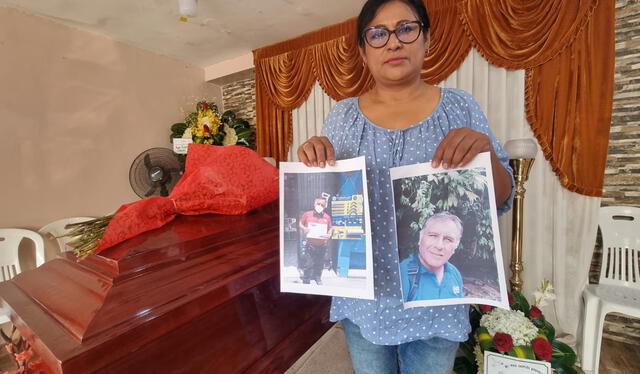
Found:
[299,197,333,285]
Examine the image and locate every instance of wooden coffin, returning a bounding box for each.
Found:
[0,201,332,373]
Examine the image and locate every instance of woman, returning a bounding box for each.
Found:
[297,0,514,373]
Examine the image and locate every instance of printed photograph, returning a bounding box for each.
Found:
[390,152,508,309]
[279,157,374,299]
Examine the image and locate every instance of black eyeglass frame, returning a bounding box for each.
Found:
[362,21,424,49]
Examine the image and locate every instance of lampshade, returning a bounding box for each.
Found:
[504,138,538,159]
[178,0,197,18]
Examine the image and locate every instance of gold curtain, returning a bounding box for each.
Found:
[525,0,615,196]
[313,36,375,101]
[254,19,366,161]
[421,0,472,84]
[459,0,598,69]
[253,0,615,196]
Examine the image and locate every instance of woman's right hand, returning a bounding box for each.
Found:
[297,136,336,168]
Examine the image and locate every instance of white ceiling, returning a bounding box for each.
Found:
[0,0,364,68]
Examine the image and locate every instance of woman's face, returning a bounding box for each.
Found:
[360,1,428,87]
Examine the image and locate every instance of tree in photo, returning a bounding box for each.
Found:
[394,168,494,278]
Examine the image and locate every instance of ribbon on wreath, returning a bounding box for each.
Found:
[88,143,279,256]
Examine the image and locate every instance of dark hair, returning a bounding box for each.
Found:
[356,0,431,48]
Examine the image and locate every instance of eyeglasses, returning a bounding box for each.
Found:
[363,21,423,49]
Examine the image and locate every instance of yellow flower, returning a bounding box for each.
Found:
[194,124,205,138]
[197,109,221,135]
[222,124,238,146]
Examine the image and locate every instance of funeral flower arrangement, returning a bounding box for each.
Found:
[2,325,46,373]
[169,101,255,148]
[455,281,578,374]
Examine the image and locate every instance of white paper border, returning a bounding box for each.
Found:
[390,152,509,309]
[279,156,374,300]
[484,351,551,374]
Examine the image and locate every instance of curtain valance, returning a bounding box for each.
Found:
[253,0,614,196]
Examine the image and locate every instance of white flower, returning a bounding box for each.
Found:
[182,127,192,139]
[200,116,213,128]
[533,280,556,307]
[222,124,238,146]
[480,308,538,346]
[474,344,485,374]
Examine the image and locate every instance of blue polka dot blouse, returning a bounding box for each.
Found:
[322,87,515,345]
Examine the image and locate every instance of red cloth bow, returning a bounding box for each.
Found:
[94,144,278,254]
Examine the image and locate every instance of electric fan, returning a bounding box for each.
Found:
[129,148,182,198]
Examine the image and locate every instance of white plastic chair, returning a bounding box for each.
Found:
[0,229,45,324]
[581,206,640,374]
[39,217,94,253]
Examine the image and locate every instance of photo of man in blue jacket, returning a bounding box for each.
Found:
[400,212,464,302]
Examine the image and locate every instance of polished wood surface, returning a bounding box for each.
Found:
[0,201,332,373]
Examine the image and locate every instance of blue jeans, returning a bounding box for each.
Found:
[341,319,459,374]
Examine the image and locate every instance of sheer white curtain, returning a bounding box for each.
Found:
[288,82,336,161]
[290,49,600,340]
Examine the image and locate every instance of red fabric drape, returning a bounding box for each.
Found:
[93,145,279,256]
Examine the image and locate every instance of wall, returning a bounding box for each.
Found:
[589,0,640,344]
[221,70,256,127]
[0,7,222,230]
[602,1,640,207]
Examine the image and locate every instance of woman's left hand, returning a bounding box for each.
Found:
[431,127,513,206]
[431,128,492,169]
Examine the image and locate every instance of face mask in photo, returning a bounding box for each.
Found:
[314,204,324,214]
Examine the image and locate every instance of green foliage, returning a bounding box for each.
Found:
[551,340,577,368]
[453,356,477,374]
[230,118,256,148]
[510,291,530,314]
[185,111,198,126]
[454,310,481,374]
[394,167,493,260]
[476,326,494,351]
[221,110,236,123]
[171,122,187,135]
[507,345,536,360]
[197,101,218,112]
[533,316,556,342]
[459,339,477,364]
[170,122,188,142]
[554,366,579,374]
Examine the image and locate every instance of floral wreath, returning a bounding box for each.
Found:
[170,101,254,148]
[455,281,579,374]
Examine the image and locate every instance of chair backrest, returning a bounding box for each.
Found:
[39,217,94,253]
[0,229,45,281]
[598,206,640,288]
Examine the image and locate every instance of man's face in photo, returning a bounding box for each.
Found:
[313,198,327,214]
[418,218,461,271]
